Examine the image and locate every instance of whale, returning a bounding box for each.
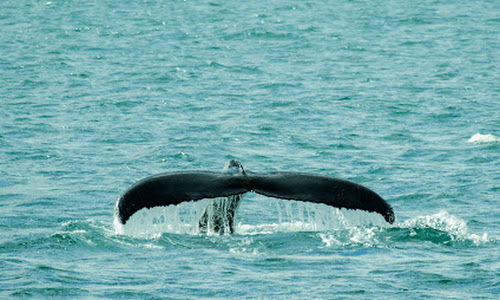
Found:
[116,160,395,233]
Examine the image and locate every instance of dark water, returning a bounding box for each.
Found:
[1,0,499,298]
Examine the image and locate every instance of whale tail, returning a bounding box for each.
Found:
[116,160,395,234]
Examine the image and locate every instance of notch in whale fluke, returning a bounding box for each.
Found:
[116,160,395,232]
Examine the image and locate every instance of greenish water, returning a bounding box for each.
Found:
[1,0,499,298]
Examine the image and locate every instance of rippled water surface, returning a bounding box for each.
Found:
[1,0,499,298]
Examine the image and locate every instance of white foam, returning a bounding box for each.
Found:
[318,226,381,248]
[317,211,491,248]
[467,133,500,144]
[402,211,489,246]
[236,221,319,235]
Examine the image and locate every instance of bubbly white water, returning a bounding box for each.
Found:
[467,133,500,144]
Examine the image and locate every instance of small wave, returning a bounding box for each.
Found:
[399,211,489,246]
[467,133,500,144]
[53,219,117,248]
[0,220,115,253]
[318,211,491,248]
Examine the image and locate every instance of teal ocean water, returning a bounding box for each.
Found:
[1,0,499,298]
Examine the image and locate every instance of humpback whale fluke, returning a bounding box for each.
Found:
[116,160,395,233]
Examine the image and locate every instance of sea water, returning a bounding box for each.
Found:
[1,0,498,298]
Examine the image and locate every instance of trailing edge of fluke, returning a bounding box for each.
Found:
[116,160,395,233]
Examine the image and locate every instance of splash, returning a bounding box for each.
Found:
[113,198,491,249]
[318,211,491,248]
[114,197,240,238]
[238,200,389,235]
[400,211,489,246]
[467,133,500,144]
[114,198,390,238]
[318,227,381,248]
